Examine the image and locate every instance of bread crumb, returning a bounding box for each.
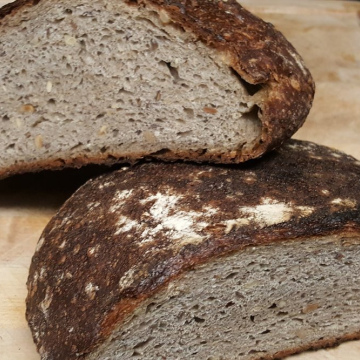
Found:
[64,35,78,46]
[203,107,217,115]
[35,135,43,149]
[46,81,52,93]
[13,117,23,129]
[98,125,108,136]
[302,303,320,314]
[20,104,36,113]
[159,10,171,24]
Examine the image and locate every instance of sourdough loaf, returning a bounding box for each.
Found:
[0,0,314,178]
[26,140,360,360]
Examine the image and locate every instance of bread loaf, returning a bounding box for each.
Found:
[0,0,314,178]
[26,140,360,360]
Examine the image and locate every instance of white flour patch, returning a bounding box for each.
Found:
[224,218,250,234]
[114,215,140,235]
[141,192,181,220]
[35,237,45,252]
[138,191,210,246]
[289,51,308,76]
[331,152,342,159]
[85,282,99,300]
[224,198,315,231]
[331,198,357,209]
[110,189,134,213]
[40,287,53,319]
[119,267,137,291]
[59,240,66,249]
[99,181,115,190]
[87,202,100,210]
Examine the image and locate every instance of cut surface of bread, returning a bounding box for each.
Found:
[26,140,360,360]
[0,0,314,178]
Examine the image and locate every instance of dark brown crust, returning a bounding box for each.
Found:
[0,0,40,19]
[0,0,314,176]
[26,140,360,359]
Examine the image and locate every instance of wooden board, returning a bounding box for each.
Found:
[0,0,359,359]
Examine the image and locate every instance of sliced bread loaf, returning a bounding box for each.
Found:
[0,0,314,178]
[26,140,360,360]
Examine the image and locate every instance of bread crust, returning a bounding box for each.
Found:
[26,140,360,359]
[0,0,315,175]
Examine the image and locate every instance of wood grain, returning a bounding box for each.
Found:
[0,1,359,359]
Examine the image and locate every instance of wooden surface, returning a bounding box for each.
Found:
[0,0,360,359]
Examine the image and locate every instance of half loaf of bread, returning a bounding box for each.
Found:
[0,0,314,178]
[26,139,360,360]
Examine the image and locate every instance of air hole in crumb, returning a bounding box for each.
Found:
[145,302,156,314]
[150,148,171,156]
[160,61,181,82]
[269,303,277,309]
[193,316,205,323]
[133,337,154,350]
[96,113,105,119]
[243,105,260,122]
[70,142,83,151]
[225,301,235,308]
[2,115,10,121]
[183,107,194,118]
[250,315,255,322]
[176,130,192,137]
[64,8,73,14]
[260,329,271,334]
[225,272,237,279]
[231,68,262,96]
[149,40,158,51]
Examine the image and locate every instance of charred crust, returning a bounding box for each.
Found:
[26,140,360,359]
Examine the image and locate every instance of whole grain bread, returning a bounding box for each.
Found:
[0,0,314,178]
[26,139,360,360]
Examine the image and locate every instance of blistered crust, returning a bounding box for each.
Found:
[26,140,360,359]
[0,0,314,175]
